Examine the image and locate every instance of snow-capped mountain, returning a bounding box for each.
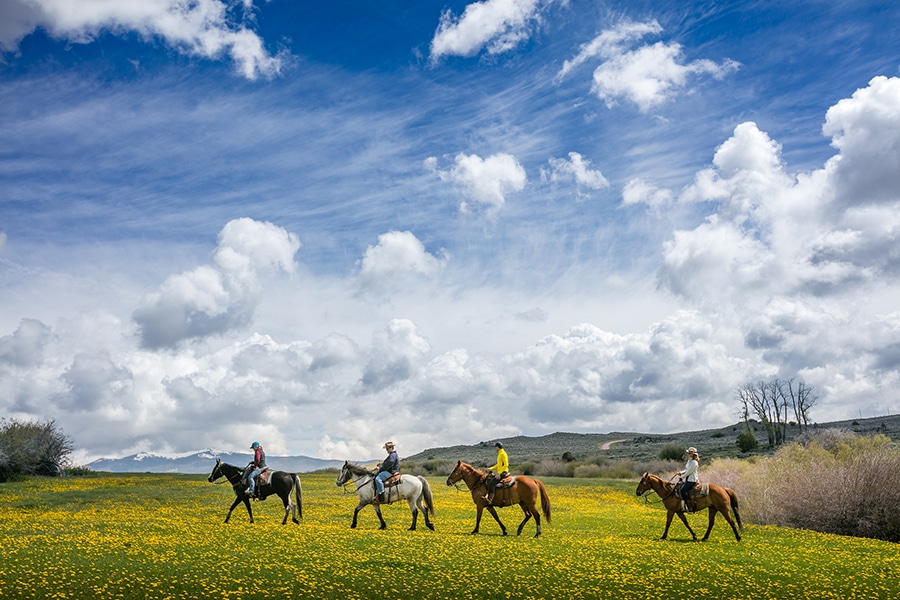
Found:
[88,450,344,474]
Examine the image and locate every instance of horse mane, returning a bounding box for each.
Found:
[459,461,488,481]
[345,462,375,477]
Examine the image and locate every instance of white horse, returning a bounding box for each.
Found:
[336,461,435,531]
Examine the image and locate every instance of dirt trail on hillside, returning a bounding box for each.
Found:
[600,439,627,450]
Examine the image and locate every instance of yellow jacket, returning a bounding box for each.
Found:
[489,449,509,474]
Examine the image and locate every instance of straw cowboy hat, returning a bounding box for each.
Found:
[383,441,395,450]
[686,447,698,455]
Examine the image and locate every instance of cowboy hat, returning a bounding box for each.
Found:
[383,441,395,449]
[686,447,698,454]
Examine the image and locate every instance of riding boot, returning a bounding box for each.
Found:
[377,492,385,503]
[681,500,689,512]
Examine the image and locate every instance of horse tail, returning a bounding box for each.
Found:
[536,479,552,525]
[727,487,742,531]
[418,476,435,517]
[293,473,303,520]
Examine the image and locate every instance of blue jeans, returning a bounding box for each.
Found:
[375,471,393,495]
[247,467,264,494]
[681,481,696,502]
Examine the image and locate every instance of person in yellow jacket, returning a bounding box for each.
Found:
[484,441,509,504]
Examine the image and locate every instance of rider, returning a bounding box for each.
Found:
[245,441,267,497]
[677,447,700,512]
[375,441,400,503]
[484,441,509,504]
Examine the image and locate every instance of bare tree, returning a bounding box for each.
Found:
[738,377,814,447]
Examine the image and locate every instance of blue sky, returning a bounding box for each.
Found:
[1,0,899,463]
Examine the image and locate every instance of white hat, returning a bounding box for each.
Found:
[686,447,698,454]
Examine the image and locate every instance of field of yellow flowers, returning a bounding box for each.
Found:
[1,471,897,599]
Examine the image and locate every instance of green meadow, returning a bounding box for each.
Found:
[1,472,897,599]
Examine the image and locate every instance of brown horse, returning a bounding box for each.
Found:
[636,472,743,542]
[446,460,551,537]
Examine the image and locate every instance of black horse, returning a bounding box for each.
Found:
[207,459,303,525]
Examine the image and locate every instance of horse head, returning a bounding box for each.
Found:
[635,471,652,496]
[207,458,223,483]
[446,460,463,486]
[335,460,352,487]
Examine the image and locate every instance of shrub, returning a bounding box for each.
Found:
[658,444,684,461]
[573,464,602,478]
[0,418,74,482]
[518,461,535,476]
[534,459,569,477]
[736,430,758,453]
[734,430,900,541]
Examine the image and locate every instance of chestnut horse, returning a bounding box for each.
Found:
[446,460,551,537]
[636,472,742,542]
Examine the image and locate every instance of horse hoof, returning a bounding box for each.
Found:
[427,524,435,531]
[293,519,300,524]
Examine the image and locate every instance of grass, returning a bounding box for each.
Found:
[0,472,897,599]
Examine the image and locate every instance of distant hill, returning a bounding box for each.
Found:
[88,414,900,474]
[404,414,900,467]
[88,450,344,474]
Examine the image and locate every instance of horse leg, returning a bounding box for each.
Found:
[716,505,742,542]
[516,505,535,537]
[350,503,363,528]
[485,506,508,536]
[281,492,291,526]
[701,508,717,541]
[416,495,435,531]
[675,511,697,541]
[408,497,419,531]
[224,495,243,524]
[243,497,255,524]
[472,504,484,534]
[374,504,387,530]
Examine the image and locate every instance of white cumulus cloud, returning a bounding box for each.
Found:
[0,0,284,79]
[133,218,300,349]
[429,0,556,61]
[558,20,739,112]
[426,152,527,215]
[357,230,448,290]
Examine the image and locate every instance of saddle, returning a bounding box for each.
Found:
[677,482,709,499]
[495,474,516,489]
[242,466,271,489]
[257,468,272,487]
[372,473,401,504]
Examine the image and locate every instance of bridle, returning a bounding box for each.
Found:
[637,474,678,503]
[210,461,241,486]
[338,468,373,494]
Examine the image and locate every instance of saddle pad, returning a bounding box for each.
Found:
[385,472,402,487]
[258,468,272,487]
[496,475,517,489]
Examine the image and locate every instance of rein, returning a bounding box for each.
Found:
[212,463,243,486]
[638,475,679,504]
[339,470,372,494]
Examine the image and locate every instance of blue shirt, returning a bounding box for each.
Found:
[379,450,399,474]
